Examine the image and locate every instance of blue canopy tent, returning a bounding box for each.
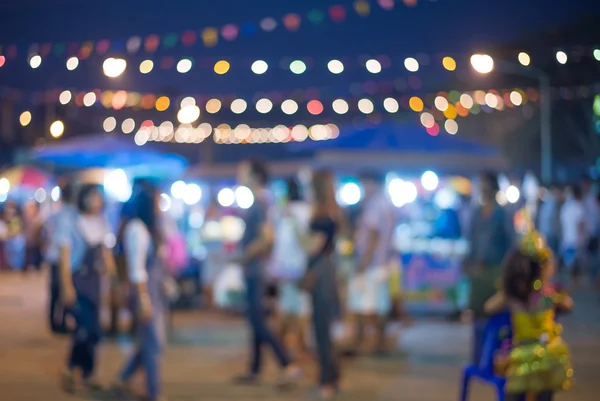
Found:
[29,134,187,179]
[286,121,507,175]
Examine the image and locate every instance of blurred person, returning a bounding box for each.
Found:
[271,177,312,359]
[112,186,169,401]
[560,185,586,288]
[23,201,43,272]
[346,171,396,356]
[294,170,341,399]
[58,185,116,393]
[465,172,514,364]
[45,182,77,334]
[581,177,598,251]
[538,184,562,256]
[485,232,573,401]
[2,201,25,270]
[233,159,300,387]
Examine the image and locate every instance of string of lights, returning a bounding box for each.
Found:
[2,47,599,78]
[0,0,423,63]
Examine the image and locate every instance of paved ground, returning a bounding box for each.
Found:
[1,272,599,401]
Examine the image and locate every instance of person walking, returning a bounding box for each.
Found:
[58,185,116,393]
[295,170,342,399]
[233,159,300,387]
[346,171,396,356]
[113,186,169,401]
[559,185,586,288]
[45,182,76,334]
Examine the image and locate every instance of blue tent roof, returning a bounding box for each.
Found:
[30,134,187,178]
[287,121,499,156]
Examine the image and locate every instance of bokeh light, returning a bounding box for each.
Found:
[291,125,309,142]
[518,52,531,66]
[0,55,5,68]
[443,104,457,119]
[420,112,435,128]
[103,57,127,78]
[485,93,499,108]
[122,118,135,134]
[19,111,32,127]
[66,56,79,71]
[338,183,362,206]
[50,120,65,138]
[444,119,458,135]
[177,105,200,124]
[140,59,154,74]
[155,96,170,112]
[231,99,248,114]
[103,117,117,132]
[217,188,235,207]
[281,99,299,115]
[510,91,523,106]
[206,98,222,114]
[289,60,307,74]
[470,54,494,73]
[594,49,600,61]
[251,60,269,74]
[327,59,344,74]
[256,98,273,114]
[180,96,196,108]
[235,186,254,209]
[171,181,186,199]
[506,185,520,204]
[434,96,449,111]
[404,57,419,72]
[409,96,424,112]
[383,98,399,113]
[556,51,568,64]
[176,58,193,73]
[366,59,382,74]
[332,99,349,114]
[426,123,440,136]
[460,93,474,109]
[83,92,96,107]
[358,99,374,114]
[442,56,456,71]
[29,55,42,69]
[421,171,439,191]
[183,184,202,206]
[59,90,72,105]
[214,60,230,74]
[307,100,324,115]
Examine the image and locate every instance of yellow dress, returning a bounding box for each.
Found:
[506,303,572,394]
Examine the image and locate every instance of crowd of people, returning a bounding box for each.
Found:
[1,163,594,401]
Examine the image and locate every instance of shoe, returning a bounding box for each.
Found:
[276,366,302,390]
[83,377,104,392]
[232,374,260,385]
[109,380,133,397]
[60,371,75,394]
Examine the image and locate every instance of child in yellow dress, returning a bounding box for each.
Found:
[485,231,573,401]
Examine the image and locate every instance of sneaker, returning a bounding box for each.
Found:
[276,365,302,390]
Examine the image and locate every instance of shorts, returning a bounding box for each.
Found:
[347,266,391,315]
[278,282,311,317]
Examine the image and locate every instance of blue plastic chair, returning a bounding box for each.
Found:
[460,312,513,401]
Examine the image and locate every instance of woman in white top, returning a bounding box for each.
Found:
[113,187,168,401]
[272,177,311,357]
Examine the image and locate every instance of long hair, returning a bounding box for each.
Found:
[311,170,340,223]
[502,248,543,304]
[77,184,103,214]
[131,186,163,251]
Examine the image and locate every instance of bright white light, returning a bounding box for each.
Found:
[435,96,449,111]
[510,91,523,106]
[50,120,65,138]
[388,179,405,208]
[402,181,418,204]
[177,58,193,73]
[421,171,439,191]
[34,188,46,203]
[104,169,132,202]
[29,55,42,69]
[434,188,458,210]
[256,98,273,114]
[338,183,361,206]
[217,188,235,207]
[235,186,254,209]
[83,92,96,107]
[122,118,135,134]
[332,99,349,114]
[180,96,196,108]
[383,98,399,113]
[281,99,298,115]
[59,90,72,105]
[103,117,117,132]
[103,57,127,78]
[0,193,6,202]
[183,183,202,205]
[0,178,10,194]
[327,59,344,74]
[157,193,171,212]
[171,180,186,199]
[189,211,205,229]
[51,186,61,202]
[177,105,200,124]
[358,98,374,114]
[251,60,269,74]
[496,191,507,206]
[485,93,499,108]
[445,119,458,135]
[556,51,568,65]
[230,99,247,114]
[366,59,382,74]
[404,57,419,72]
[470,54,494,74]
[66,56,79,70]
[518,52,530,66]
[506,185,520,204]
